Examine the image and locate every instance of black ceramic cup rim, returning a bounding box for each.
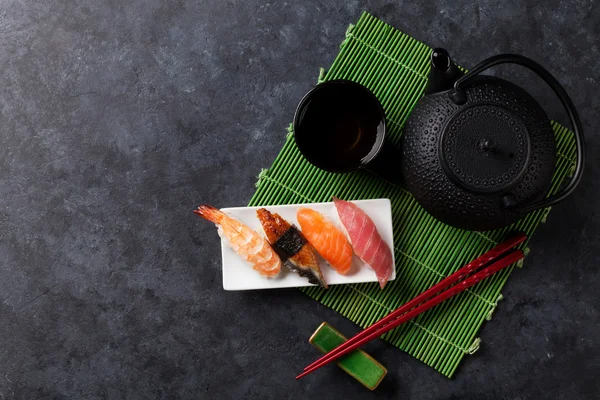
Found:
[292,79,387,173]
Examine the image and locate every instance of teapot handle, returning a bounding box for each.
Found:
[451,54,585,214]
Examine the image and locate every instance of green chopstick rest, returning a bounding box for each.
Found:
[309,322,387,390]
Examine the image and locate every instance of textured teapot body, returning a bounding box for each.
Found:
[402,72,557,231]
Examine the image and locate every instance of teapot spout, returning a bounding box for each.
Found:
[424,48,464,95]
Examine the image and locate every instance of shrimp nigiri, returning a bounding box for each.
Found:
[194,205,281,278]
[333,197,393,289]
[296,208,353,275]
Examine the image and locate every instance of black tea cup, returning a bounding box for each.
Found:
[293,80,402,184]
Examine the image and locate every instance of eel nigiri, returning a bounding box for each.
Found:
[256,208,328,288]
[194,205,282,278]
[296,208,353,275]
[332,197,393,289]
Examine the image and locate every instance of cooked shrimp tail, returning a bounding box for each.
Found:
[193,204,224,224]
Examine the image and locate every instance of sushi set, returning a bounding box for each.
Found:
[195,198,395,291]
[196,47,585,292]
[194,37,586,388]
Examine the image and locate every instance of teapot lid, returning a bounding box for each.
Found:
[440,103,531,193]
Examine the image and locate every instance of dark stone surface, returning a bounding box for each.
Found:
[0,0,598,399]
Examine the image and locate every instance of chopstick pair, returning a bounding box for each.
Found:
[297,232,527,380]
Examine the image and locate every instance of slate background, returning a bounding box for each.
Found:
[0,0,598,399]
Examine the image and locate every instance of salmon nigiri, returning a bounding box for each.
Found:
[194,205,282,278]
[296,208,353,275]
[332,197,393,289]
[257,208,328,288]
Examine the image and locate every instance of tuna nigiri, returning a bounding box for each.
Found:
[194,205,282,278]
[333,197,393,289]
[257,208,328,288]
[296,208,353,275]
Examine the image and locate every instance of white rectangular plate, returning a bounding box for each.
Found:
[220,199,395,291]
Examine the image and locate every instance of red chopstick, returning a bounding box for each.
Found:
[302,232,527,373]
[296,233,527,380]
[298,249,524,379]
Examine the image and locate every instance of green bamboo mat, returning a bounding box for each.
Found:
[248,12,577,377]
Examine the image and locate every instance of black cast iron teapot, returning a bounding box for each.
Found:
[401,48,585,231]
